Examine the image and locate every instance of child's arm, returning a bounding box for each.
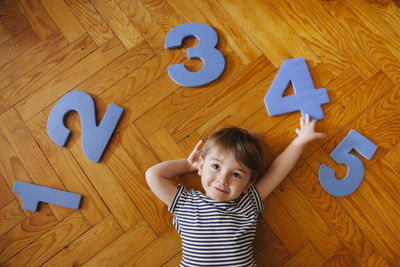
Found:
[255,114,325,201]
[145,140,203,207]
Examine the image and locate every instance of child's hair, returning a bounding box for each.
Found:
[201,127,265,181]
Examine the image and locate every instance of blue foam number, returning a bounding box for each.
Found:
[319,130,377,197]
[13,181,82,211]
[165,22,225,87]
[47,91,123,163]
[264,58,329,120]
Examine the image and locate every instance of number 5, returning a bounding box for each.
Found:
[319,130,377,197]
[165,23,225,87]
[47,91,123,163]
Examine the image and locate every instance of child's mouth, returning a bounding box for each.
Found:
[214,187,228,193]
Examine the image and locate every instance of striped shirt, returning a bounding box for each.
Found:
[169,184,264,267]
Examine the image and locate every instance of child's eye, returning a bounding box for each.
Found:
[211,164,220,170]
[232,172,241,179]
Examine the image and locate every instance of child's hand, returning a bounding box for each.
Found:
[294,114,326,146]
[187,140,204,171]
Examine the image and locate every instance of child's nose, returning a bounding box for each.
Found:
[217,172,229,185]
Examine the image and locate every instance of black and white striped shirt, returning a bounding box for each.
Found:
[169,184,264,266]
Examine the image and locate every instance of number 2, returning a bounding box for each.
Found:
[165,23,225,87]
[264,58,329,120]
[319,130,377,197]
[47,91,123,163]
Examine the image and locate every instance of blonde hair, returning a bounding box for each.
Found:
[201,127,265,181]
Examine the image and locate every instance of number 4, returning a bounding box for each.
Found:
[264,58,329,120]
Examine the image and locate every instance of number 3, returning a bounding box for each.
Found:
[165,23,225,87]
[47,91,123,163]
[319,130,377,197]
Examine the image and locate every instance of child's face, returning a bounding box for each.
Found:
[198,148,254,201]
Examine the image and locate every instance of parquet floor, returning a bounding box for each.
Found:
[0,0,400,266]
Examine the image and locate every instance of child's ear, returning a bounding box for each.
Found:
[243,180,255,193]
[198,157,204,176]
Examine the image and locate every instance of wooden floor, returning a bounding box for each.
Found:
[1,0,400,266]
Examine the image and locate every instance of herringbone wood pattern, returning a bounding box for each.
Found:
[1,0,400,266]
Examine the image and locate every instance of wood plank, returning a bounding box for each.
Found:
[0,205,57,265]
[121,229,181,267]
[91,0,143,50]
[0,29,38,68]
[64,0,114,46]
[369,0,400,37]
[15,37,125,121]
[163,252,182,267]
[0,200,26,237]
[0,129,31,215]
[83,220,157,266]
[119,124,160,175]
[291,161,375,263]
[26,111,110,226]
[254,217,292,266]
[0,0,30,36]
[42,215,123,266]
[270,0,378,79]
[383,140,400,171]
[369,158,400,213]
[274,178,342,259]
[74,40,155,99]
[190,0,261,65]
[358,169,400,242]
[262,193,310,255]
[344,0,400,62]
[196,71,276,139]
[16,0,59,40]
[338,191,400,265]
[0,23,12,46]
[117,0,166,53]
[282,243,325,267]
[219,0,320,68]
[322,249,358,267]
[360,252,390,267]
[0,33,67,90]
[320,0,400,84]
[0,34,97,113]
[104,133,174,235]
[4,211,90,266]
[0,108,73,220]
[140,0,184,33]
[40,0,86,43]
[0,173,14,209]
[267,0,348,76]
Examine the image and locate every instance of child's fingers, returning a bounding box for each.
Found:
[304,114,310,124]
[194,140,204,151]
[300,116,305,129]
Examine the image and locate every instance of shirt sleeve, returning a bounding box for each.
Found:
[250,185,264,214]
[168,184,185,213]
